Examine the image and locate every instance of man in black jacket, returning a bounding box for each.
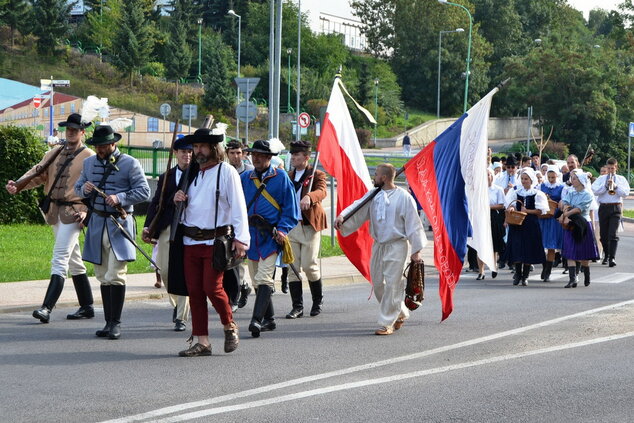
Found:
[142,137,192,331]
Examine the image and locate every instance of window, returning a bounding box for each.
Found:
[71,103,76,113]
[44,109,49,117]
[147,117,159,132]
[60,104,65,115]
[169,121,182,132]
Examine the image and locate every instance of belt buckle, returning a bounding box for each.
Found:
[195,229,203,239]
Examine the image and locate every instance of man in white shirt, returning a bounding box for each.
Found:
[335,163,426,335]
[171,128,250,357]
[495,156,519,194]
[591,158,630,267]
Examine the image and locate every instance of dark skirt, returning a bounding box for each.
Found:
[562,220,599,260]
[504,214,546,264]
[490,210,505,253]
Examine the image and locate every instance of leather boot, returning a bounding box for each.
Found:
[582,266,591,287]
[108,285,126,340]
[512,263,522,286]
[309,279,323,316]
[249,285,272,338]
[521,264,530,286]
[261,299,276,332]
[33,275,65,323]
[553,252,561,268]
[281,266,289,293]
[286,281,304,319]
[96,285,112,337]
[237,284,251,308]
[67,274,95,319]
[542,261,553,282]
[565,266,578,288]
[575,261,581,275]
[609,240,618,267]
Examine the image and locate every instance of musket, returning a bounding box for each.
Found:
[306,151,321,194]
[341,167,405,223]
[169,115,215,242]
[91,185,128,219]
[581,144,594,166]
[146,119,179,240]
[12,144,66,192]
[109,215,160,270]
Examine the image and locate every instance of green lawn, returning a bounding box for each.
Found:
[623,210,634,219]
[0,217,343,282]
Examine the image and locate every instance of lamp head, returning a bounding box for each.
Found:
[456,28,464,32]
[437,0,448,3]
[227,9,239,17]
[197,18,203,25]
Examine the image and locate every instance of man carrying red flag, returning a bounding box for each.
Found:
[336,164,426,335]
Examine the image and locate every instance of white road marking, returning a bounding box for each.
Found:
[100,299,634,423]
[153,331,634,422]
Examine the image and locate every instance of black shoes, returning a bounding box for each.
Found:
[67,274,94,319]
[249,285,273,338]
[238,285,251,308]
[96,285,125,340]
[565,266,578,288]
[309,280,323,317]
[33,275,65,323]
[174,320,186,331]
[67,305,95,320]
[286,307,304,319]
[476,274,485,280]
[33,307,52,324]
[582,266,591,287]
[287,281,304,319]
[609,258,617,267]
[512,263,522,286]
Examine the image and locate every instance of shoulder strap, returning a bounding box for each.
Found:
[254,178,281,211]
[214,162,222,229]
[45,146,86,198]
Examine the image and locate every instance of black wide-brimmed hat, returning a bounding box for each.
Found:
[289,140,311,154]
[86,125,122,145]
[173,136,193,151]
[182,128,224,145]
[245,139,279,155]
[59,113,91,130]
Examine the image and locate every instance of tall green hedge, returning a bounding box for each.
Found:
[0,126,48,224]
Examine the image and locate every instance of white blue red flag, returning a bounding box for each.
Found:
[404,88,497,321]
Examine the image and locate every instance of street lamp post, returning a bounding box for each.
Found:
[287,48,292,114]
[438,0,472,113]
[437,28,464,118]
[227,9,241,141]
[197,18,203,82]
[374,79,379,146]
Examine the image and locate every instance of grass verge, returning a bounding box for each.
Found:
[623,210,634,219]
[0,217,343,282]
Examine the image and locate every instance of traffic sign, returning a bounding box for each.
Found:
[629,122,634,138]
[182,104,197,120]
[52,80,70,87]
[160,103,171,116]
[33,97,42,109]
[236,100,258,123]
[40,79,51,91]
[298,112,311,128]
[234,77,260,100]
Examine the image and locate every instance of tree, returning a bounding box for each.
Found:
[350,0,396,58]
[202,31,235,112]
[31,0,72,54]
[111,0,153,86]
[83,0,123,54]
[165,0,194,80]
[0,0,30,48]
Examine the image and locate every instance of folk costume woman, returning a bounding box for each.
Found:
[538,166,565,281]
[504,168,549,286]
[559,170,599,288]
[476,169,505,280]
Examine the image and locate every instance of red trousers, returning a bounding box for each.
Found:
[183,244,233,336]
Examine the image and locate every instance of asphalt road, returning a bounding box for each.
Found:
[2,239,634,423]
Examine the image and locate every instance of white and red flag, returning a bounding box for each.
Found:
[318,77,374,282]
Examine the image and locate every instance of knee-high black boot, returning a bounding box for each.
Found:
[286,281,304,319]
[261,298,276,332]
[67,274,95,319]
[108,285,126,340]
[521,264,531,286]
[582,266,591,287]
[249,285,272,338]
[96,285,112,337]
[33,275,65,323]
[542,261,553,282]
[281,267,289,293]
[512,263,522,285]
[309,279,323,316]
[565,266,578,288]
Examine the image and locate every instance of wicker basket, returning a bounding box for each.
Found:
[505,200,527,226]
[539,197,558,219]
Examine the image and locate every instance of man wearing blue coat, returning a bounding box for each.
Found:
[241,139,299,338]
[75,125,150,340]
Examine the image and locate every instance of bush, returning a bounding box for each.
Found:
[140,62,166,78]
[0,126,48,224]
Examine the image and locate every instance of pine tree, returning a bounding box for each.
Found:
[0,0,30,48]
[31,0,72,54]
[165,0,193,80]
[111,0,153,86]
[202,34,234,112]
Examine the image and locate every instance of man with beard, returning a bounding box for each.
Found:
[335,163,426,335]
[142,137,192,331]
[241,139,299,338]
[6,113,95,323]
[75,125,150,340]
[170,128,249,357]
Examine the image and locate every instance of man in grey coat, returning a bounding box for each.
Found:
[75,125,150,340]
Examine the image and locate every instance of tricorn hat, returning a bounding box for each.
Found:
[182,128,224,145]
[289,140,311,154]
[59,113,91,130]
[245,139,282,156]
[86,125,122,145]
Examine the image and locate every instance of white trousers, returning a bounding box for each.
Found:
[248,253,278,289]
[288,223,321,282]
[371,239,410,328]
[51,221,86,278]
[94,230,127,286]
[157,226,190,322]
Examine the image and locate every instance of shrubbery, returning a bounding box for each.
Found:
[0,126,48,224]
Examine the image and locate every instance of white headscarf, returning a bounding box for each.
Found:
[521,168,537,187]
